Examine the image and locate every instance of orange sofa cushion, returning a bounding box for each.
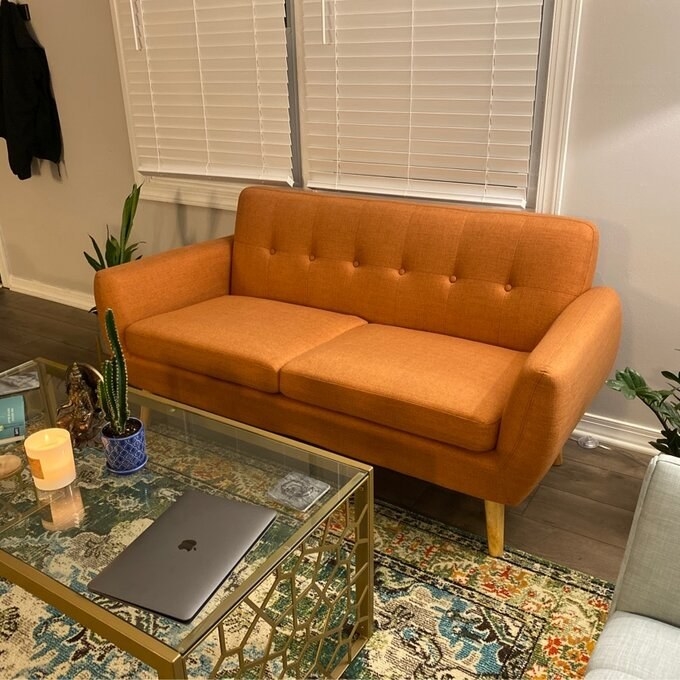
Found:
[125,296,366,393]
[280,324,527,451]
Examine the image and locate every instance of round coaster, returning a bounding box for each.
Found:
[0,454,23,480]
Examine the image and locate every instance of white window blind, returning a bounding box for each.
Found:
[299,0,545,207]
[114,0,293,184]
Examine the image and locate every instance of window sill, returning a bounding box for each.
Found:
[139,176,252,212]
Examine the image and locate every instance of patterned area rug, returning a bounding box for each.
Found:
[0,499,610,679]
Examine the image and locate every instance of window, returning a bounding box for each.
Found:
[111,0,575,211]
[299,0,546,207]
[112,0,293,183]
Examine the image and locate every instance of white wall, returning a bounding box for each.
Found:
[0,0,235,308]
[561,0,680,432]
[0,0,133,305]
[0,0,676,441]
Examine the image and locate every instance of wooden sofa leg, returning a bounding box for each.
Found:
[553,449,564,466]
[484,500,505,557]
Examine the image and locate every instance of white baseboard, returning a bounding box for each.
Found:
[0,227,10,286]
[573,413,658,457]
[7,277,94,311]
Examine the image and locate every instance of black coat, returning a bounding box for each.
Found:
[0,0,61,180]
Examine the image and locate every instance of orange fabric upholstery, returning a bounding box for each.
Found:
[497,287,623,488]
[94,236,233,353]
[232,187,599,352]
[127,353,510,501]
[126,296,365,393]
[280,324,527,451]
[93,186,622,514]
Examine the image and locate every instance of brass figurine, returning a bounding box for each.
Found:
[57,362,103,447]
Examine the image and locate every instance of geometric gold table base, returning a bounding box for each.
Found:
[197,482,374,679]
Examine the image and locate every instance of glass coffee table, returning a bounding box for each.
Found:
[0,359,374,678]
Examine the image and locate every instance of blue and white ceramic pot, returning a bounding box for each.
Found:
[100,417,147,474]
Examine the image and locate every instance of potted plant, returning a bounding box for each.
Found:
[97,308,147,473]
[607,358,680,456]
[84,183,144,272]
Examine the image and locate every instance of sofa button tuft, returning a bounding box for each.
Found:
[449,275,457,283]
[504,283,512,292]
[399,268,405,275]
[270,248,276,255]
[309,254,316,261]
[353,260,359,268]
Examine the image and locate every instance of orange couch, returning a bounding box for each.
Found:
[94,186,622,555]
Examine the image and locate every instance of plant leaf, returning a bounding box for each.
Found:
[120,183,141,245]
[609,364,680,454]
[83,252,103,271]
[105,233,121,267]
[661,370,680,385]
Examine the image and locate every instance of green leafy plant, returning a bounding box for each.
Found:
[84,183,144,271]
[607,359,680,456]
[97,308,132,436]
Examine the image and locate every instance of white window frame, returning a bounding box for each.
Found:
[535,0,582,213]
[109,0,582,214]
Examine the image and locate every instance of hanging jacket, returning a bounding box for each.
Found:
[0,0,61,180]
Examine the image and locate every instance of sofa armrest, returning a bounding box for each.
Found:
[497,287,622,501]
[94,236,233,347]
[611,454,680,626]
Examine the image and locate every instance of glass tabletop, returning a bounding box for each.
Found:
[0,358,370,656]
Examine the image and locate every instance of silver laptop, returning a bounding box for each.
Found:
[88,489,276,622]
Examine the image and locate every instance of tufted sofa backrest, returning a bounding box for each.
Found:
[231,186,599,352]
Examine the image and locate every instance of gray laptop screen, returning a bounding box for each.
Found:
[88,489,276,621]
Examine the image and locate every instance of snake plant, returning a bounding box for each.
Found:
[84,183,144,272]
[97,308,131,436]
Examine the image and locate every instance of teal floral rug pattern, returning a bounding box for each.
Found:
[0,419,612,678]
[0,500,611,678]
[352,506,611,679]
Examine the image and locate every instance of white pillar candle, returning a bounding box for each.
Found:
[24,428,76,490]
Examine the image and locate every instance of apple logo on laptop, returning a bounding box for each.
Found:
[178,539,197,552]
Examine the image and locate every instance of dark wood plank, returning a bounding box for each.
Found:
[564,439,652,476]
[522,486,635,549]
[0,345,29,368]
[540,456,644,512]
[0,289,99,372]
[503,514,626,582]
[3,307,98,352]
[0,288,96,331]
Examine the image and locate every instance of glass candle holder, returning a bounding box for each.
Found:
[40,484,85,531]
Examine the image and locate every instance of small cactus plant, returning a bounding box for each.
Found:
[97,308,132,436]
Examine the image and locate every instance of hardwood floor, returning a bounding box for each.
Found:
[0,288,100,369]
[0,287,648,582]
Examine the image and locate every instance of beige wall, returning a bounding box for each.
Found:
[0,0,234,305]
[0,0,677,437]
[560,0,680,430]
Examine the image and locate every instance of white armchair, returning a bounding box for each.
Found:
[586,454,680,679]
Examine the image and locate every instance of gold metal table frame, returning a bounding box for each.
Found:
[0,359,374,678]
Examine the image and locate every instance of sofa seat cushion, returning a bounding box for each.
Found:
[586,611,680,679]
[280,324,527,451]
[125,296,367,393]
